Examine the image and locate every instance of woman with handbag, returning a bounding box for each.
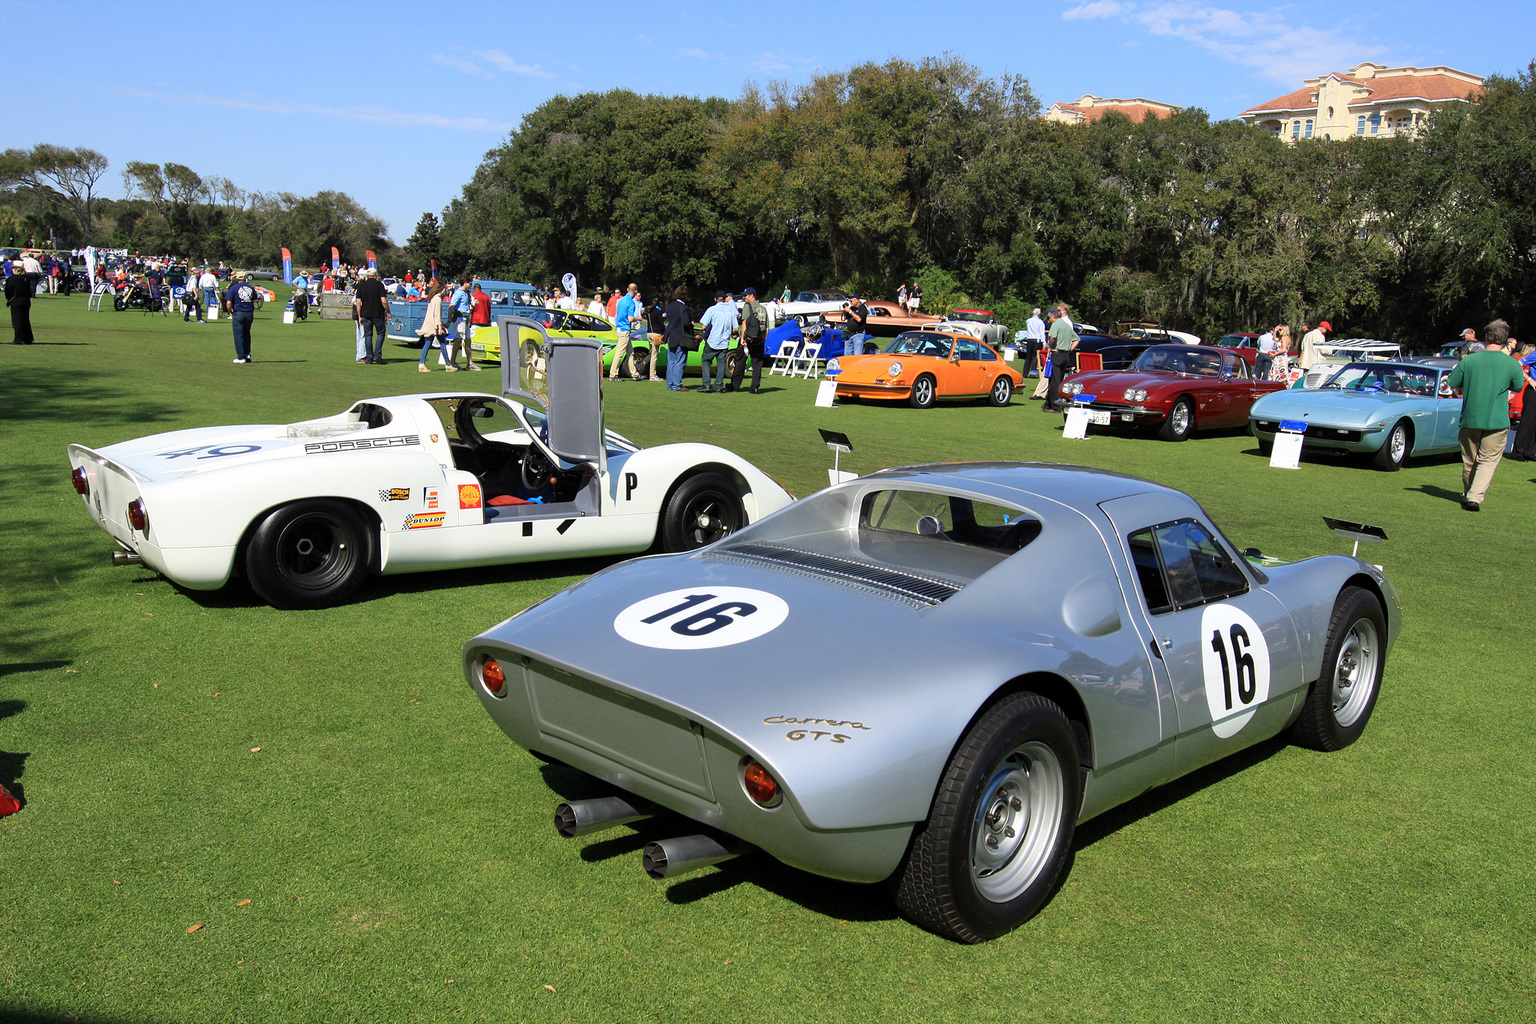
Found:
[416,282,450,372]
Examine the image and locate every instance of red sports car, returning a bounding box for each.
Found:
[1059,344,1286,440]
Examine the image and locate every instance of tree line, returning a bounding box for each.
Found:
[423,55,1535,346]
[0,146,390,271]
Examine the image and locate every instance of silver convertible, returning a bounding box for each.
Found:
[464,463,1398,942]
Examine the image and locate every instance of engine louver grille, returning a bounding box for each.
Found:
[711,542,961,606]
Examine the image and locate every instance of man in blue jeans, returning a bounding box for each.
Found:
[352,268,391,364]
[698,291,739,393]
[223,271,257,363]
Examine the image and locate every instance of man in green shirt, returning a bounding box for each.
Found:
[1447,318,1524,511]
[1044,306,1079,412]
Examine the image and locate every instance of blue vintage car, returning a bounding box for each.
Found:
[1248,361,1460,470]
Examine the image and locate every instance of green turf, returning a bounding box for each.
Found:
[2,295,1533,1023]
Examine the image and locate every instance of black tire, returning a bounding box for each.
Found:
[113,293,127,311]
[1250,420,1272,456]
[1158,397,1195,441]
[891,692,1081,943]
[632,347,652,379]
[988,376,1014,407]
[245,500,372,609]
[1290,586,1386,751]
[660,472,744,551]
[909,374,937,409]
[725,349,746,379]
[1371,420,1410,471]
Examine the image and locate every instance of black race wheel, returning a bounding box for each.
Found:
[632,347,652,379]
[989,376,1014,407]
[660,472,744,551]
[1159,397,1195,441]
[909,374,937,409]
[891,692,1081,943]
[1290,586,1386,751]
[1371,420,1410,471]
[245,500,372,609]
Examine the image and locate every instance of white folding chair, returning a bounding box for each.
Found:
[789,341,822,378]
[769,338,799,376]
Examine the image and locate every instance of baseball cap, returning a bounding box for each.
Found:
[743,287,756,296]
[1319,321,1331,331]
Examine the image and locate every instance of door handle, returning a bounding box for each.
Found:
[1160,637,1173,649]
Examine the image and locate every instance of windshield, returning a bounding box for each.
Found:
[883,332,954,358]
[948,310,990,322]
[1320,363,1441,395]
[1131,345,1225,377]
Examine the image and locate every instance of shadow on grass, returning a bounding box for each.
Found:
[1074,733,1290,849]
[0,365,180,427]
[1408,483,1468,505]
[0,1007,136,1024]
[1,698,27,808]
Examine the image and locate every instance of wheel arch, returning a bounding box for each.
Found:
[232,496,382,579]
[651,462,750,547]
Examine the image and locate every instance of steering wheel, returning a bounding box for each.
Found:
[521,445,557,495]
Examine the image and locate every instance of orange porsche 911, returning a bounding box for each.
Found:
[825,329,1024,408]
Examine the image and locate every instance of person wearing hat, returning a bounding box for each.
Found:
[1299,319,1327,370]
[1448,318,1524,510]
[223,270,258,363]
[5,254,35,344]
[1460,327,1484,355]
[729,287,769,393]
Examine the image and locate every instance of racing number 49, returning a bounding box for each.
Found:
[1210,623,1257,710]
[641,593,758,636]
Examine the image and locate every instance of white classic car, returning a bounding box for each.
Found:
[776,290,853,326]
[67,326,794,608]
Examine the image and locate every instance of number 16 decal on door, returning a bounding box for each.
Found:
[1199,604,1272,738]
[614,587,789,650]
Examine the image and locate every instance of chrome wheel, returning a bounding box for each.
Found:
[1169,402,1191,435]
[970,740,1066,903]
[1331,617,1380,727]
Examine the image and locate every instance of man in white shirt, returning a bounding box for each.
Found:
[198,268,219,316]
[586,294,605,316]
[1255,328,1276,380]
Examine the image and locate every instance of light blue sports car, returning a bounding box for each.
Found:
[1249,361,1460,471]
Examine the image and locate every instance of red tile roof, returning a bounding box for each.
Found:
[1243,66,1483,117]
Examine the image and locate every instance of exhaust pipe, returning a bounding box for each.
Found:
[554,795,654,838]
[111,551,143,567]
[642,835,751,880]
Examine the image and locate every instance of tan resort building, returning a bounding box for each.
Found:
[1240,62,1484,141]
[1043,95,1180,125]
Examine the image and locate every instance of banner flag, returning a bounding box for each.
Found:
[280,247,292,286]
[331,247,340,270]
[365,250,378,271]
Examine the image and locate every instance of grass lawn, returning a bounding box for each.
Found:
[2,295,1532,1023]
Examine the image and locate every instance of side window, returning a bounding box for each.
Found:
[979,344,997,362]
[956,338,981,361]
[1127,519,1248,614]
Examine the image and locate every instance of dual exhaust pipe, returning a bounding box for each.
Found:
[553,795,751,879]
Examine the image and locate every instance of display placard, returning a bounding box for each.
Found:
[815,380,838,407]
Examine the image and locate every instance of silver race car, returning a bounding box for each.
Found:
[465,462,1398,942]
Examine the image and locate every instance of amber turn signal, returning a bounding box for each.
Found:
[742,761,780,807]
[481,657,506,697]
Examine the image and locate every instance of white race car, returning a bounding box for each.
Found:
[67,327,795,608]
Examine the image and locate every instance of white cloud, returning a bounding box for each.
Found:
[432,53,489,77]
[1061,2,1382,84]
[475,49,555,80]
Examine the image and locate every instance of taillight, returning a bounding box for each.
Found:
[126,499,148,534]
[72,467,89,496]
[481,657,506,698]
[742,760,781,807]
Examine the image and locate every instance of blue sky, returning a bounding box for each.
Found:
[7,0,1530,249]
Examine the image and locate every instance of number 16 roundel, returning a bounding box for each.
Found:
[1199,604,1272,738]
[614,587,790,650]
